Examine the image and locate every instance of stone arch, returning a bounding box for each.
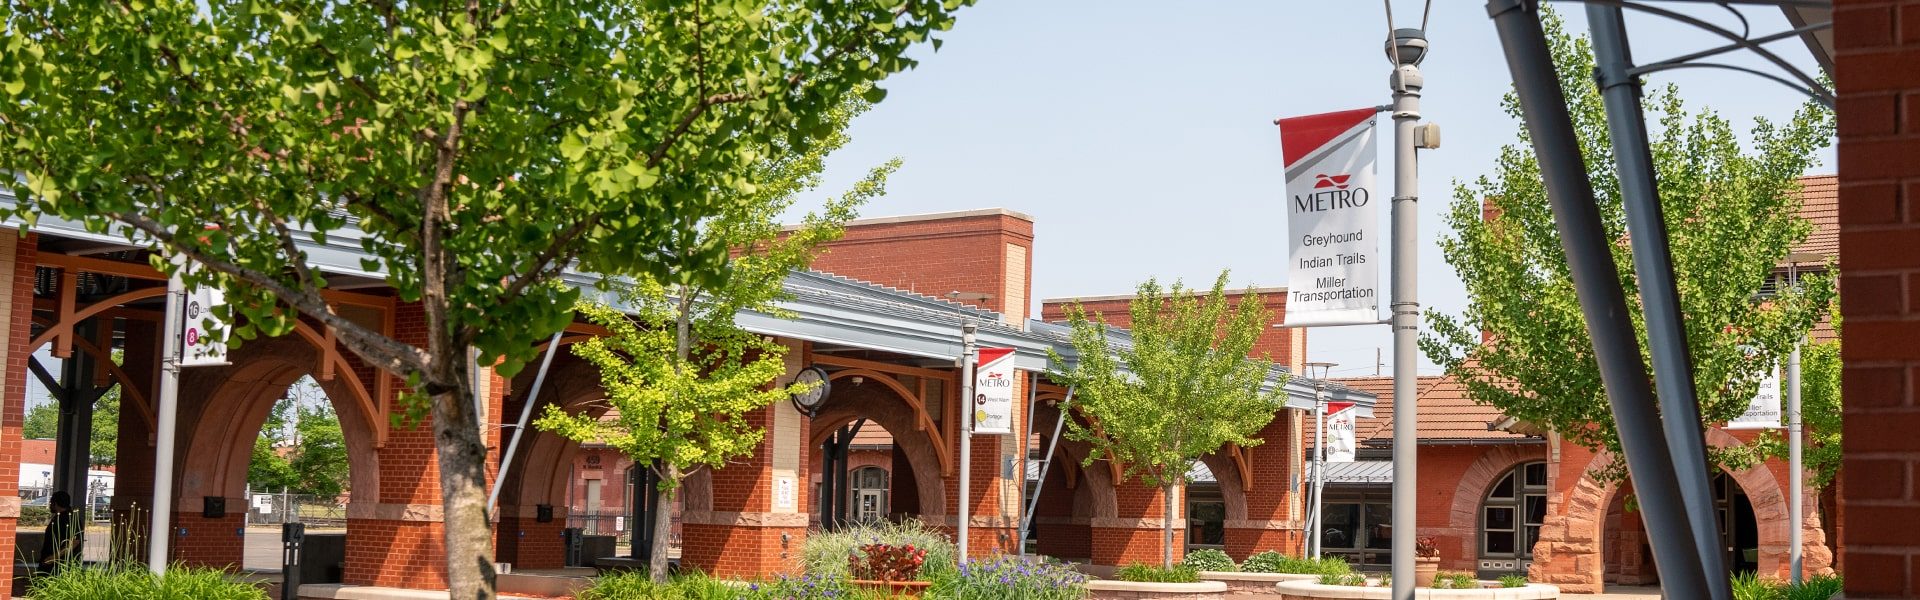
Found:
[807,375,948,519]
[1444,444,1548,568]
[1195,453,1248,523]
[1533,428,1830,592]
[175,334,382,506]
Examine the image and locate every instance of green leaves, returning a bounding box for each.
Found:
[1049,270,1284,489]
[1421,7,1837,483]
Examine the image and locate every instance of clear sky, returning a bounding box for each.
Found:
[791,2,1832,378]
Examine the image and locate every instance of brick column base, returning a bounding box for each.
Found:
[169,511,246,570]
[345,518,447,589]
[0,517,15,600]
[497,514,568,570]
[1091,522,1186,567]
[1034,518,1091,560]
[679,519,805,578]
[1223,523,1304,561]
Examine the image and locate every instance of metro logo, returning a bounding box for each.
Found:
[1313,173,1353,189]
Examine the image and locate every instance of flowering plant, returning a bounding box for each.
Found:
[849,542,928,582]
[928,556,1087,600]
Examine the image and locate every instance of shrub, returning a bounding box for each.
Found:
[28,565,267,600]
[1732,572,1786,600]
[927,556,1087,600]
[1429,571,1479,589]
[1499,574,1528,588]
[848,542,927,582]
[1788,574,1844,600]
[1315,572,1367,586]
[747,573,888,600]
[1115,563,1200,583]
[1240,551,1349,575]
[803,519,956,581]
[1180,548,1237,572]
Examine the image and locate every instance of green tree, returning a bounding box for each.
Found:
[1419,10,1836,483]
[290,404,351,498]
[22,402,56,441]
[536,98,887,581]
[0,2,969,595]
[1048,271,1286,568]
[249,396,297,492]
[1724,324,1843,486]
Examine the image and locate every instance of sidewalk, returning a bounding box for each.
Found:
[1569,585,1661,599]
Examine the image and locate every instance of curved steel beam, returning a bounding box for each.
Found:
[1632,61,1833,107]
[1556,0,1833,105]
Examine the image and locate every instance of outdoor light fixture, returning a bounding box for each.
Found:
[945,290,993,302]
[1386,27,1428,66]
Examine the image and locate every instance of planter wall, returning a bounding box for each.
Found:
[1195,572,1317,599]
[1271,580,1559,599]
[1086,580,1230,600]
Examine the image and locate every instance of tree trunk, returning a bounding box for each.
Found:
[650,465,680,583]
[1163,482,1176,569]
[429,365,497,600]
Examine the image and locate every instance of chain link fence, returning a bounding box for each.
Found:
[245,493,348,529]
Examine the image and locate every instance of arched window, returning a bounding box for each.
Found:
[849,467,889,524]
[1479,461,1548,575]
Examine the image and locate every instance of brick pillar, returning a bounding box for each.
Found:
[111,320,159,565]
[1091,482,1184,567]
[1835,3,1920,597]
[1222,412,1304,560]
[679,340,810,578]
[0,233,33,599]
[941,369,1025,557]
[344,301,507,589]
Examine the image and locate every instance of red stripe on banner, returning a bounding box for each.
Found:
[1277,107,1378,166]
[977,347,1015,367]
[1327,401,1356,416]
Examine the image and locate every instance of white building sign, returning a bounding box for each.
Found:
[1278,107,1382,326]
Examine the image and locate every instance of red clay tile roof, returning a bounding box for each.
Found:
[1793,174,1837,261]
[1333,375,1538,445]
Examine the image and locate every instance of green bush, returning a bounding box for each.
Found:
[1315,572,1367,586]
[1179,548,1237,572]
[802,519,956,581]
[28,565,266,600]
[927,556,1087,600]
[1115,563,1199,583]
[1498,574,1528,588]
[584,571,898,600]
[1429,571,1479,589]
[1731,572,1845,600]
[1240,551,1350,575]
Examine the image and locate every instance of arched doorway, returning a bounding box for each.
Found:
[1477,461,1548,578]
[1713,471,1760,574]
[240,376,351,572]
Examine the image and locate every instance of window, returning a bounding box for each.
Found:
[1322,503,1362,550]
[849,467,889,524]
[1187,482,1226,547]
[1480,461,1548,561]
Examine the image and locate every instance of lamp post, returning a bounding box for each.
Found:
[956,322,978,564]
[1385,26,1427,600]
[1304,361,1337,559]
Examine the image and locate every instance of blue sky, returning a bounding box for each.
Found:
[787,2,1832,378]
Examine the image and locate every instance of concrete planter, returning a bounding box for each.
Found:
[1271,580,1559,599]
[1195,572,1318,598]
[1086,580,1230,600]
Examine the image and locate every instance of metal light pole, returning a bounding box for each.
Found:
[1386,27,1425,600]
[149,264,185,574]
[956,322,978,564]
[1305,361,1337,560]
[1786,260,1806,583]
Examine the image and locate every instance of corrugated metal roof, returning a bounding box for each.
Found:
[1316,460,1393,484]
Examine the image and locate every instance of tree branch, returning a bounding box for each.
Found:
[107,211,429,376]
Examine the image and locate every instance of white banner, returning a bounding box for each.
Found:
[1727,363,1783,430]
[1326,402,1358,462]
[179,267,230,367]
[1279,108,1382,326]
[973,348,1017,435]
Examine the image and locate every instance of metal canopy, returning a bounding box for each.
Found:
[1,190,1373,416]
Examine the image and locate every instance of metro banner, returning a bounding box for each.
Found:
[1326,401,1358,463]
[973,347,1017,435]
[1726,363,1784,430]
[1278,108,1383,326]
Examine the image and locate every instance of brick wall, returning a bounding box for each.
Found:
[808,209,1035,322]
[0,234,31,599]
[1835,2,1920,597]
[346,519,446,588]
[1040,289,1304,373]
[169,511,246,570]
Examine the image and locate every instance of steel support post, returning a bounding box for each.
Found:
[1587,5,1733,598]
[1487,2,1721,598]
[1387,37,1423,600]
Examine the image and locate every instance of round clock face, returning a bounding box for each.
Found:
[792,367,830,411]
